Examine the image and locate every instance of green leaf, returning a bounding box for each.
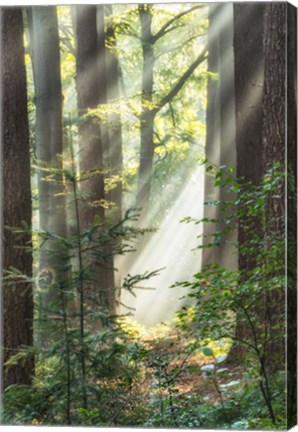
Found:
[201,347,214,357]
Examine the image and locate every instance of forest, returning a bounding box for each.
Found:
[1,3,297,429]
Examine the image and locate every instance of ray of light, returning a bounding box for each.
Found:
[117,163,205,326]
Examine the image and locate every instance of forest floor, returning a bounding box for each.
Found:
[123,321,243,408]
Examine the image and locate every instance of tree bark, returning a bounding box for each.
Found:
[105,5,123,225]
[2,8,34,388]
[75,6,115,315]
[231,3,265,359]
[97,5,116,312]
[285,4,297,427]
[75,5,105,226]
[31,6,68,292]
[136,4,155,223]
[261,3,286,369]
[203,4,236,270]
[234,4,265,186]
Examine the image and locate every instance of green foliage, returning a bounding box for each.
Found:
[5,3,291,429]
[3,146,289,430]
[172,162,287,429]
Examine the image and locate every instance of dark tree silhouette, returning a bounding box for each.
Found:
[2,8,34,389]
[262,3,296,424]
[230,3,265,358]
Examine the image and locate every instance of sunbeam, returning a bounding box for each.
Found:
[118,164,205,326]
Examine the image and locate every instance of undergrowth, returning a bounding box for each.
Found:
[2,162,290,429]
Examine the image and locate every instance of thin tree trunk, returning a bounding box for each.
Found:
[105,4,123,225]
[2,8,34,388]
[285,4,297,427]
[136,4,155,223]
[202,4,220,267]
[97,5,116,312]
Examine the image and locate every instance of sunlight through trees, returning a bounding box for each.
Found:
[1,3,297,429]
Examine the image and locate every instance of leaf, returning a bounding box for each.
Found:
[201,347,214,357]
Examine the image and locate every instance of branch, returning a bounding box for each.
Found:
[154,46,207,114]
[155,32,206,61]
[117,30,140,39]
[152,4,204,42]
[59,23,76,56]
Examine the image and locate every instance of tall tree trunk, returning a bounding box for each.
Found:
[203,3,236,270]
[31,6,67,282]
[75,5,105,226]
[2,8,34,388]
[105,4,123,225]
[32,7,66,236]
[136,4,155,223]
[203,4,220,267]
[262,0,288,369]
[217,4,237,270]
[75,6,115,315]
[29,7,69,347]
[231,3,265,358]
[285,4,297,427]
[97,4,116,312]
[234,4,265,186]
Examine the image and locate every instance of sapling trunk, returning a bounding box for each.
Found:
[239,302,276,424]
[58,280,72,424]
[69,139,88,410]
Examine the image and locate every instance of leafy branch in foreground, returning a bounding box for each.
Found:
[173,162,287,428]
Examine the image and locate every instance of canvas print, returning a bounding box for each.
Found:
[1,3,297,429]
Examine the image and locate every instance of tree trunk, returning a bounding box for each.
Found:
[136,4,155,223]
[29,7,70,347]
[230,3,265,359]
[2,8,34,388]
[75,5,105,226]
[97,5,116,312]
[285,4,297,427]
[75,6,115,315]
[234,4,265,186]
[136,5,207,223]
[105,4,123,225]
[31,6,67,282]
[262,0,288,370]
[203,4,236,270]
